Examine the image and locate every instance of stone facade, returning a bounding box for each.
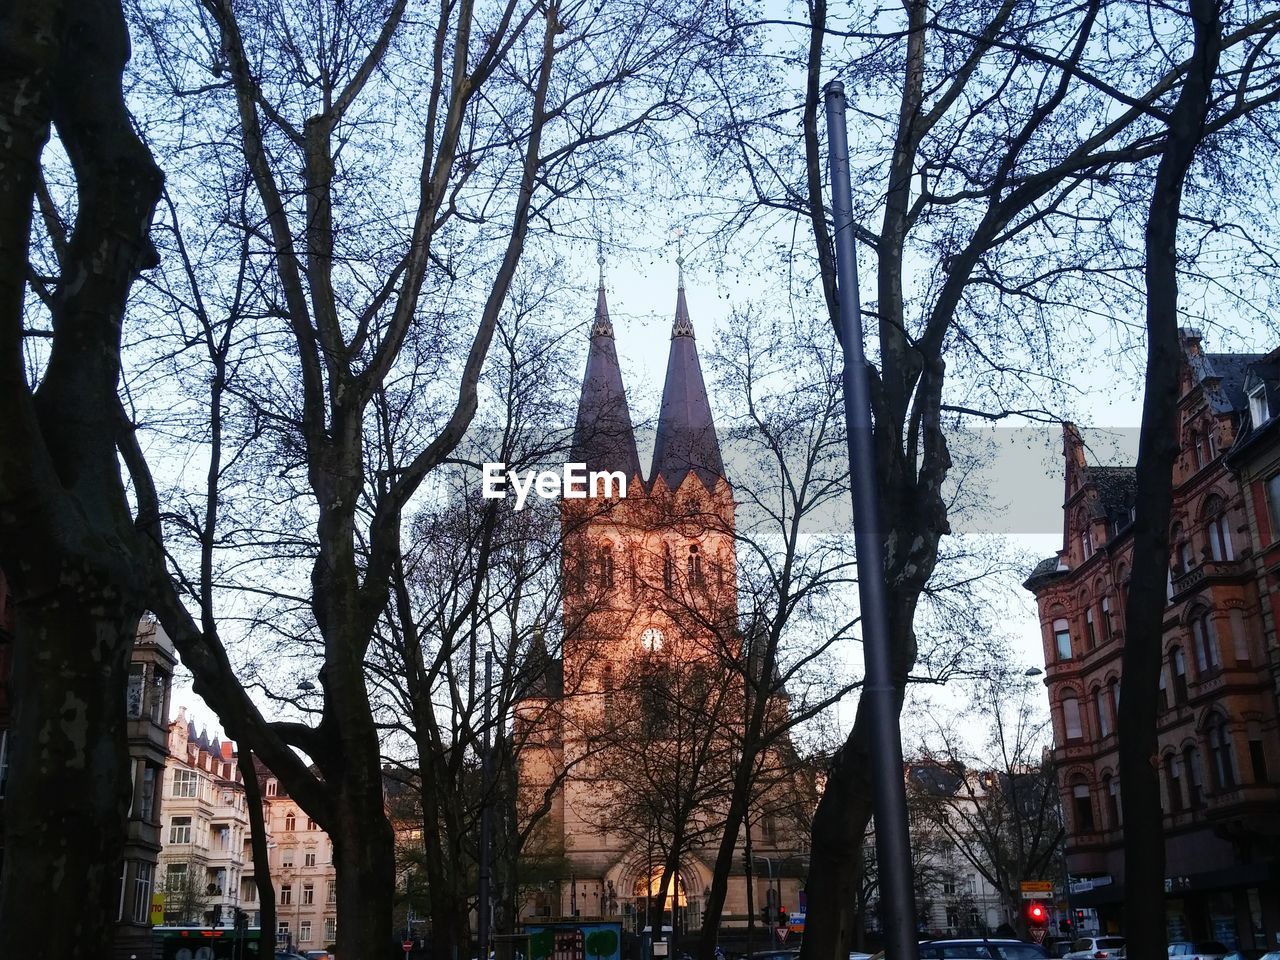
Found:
[1025,331,1280,947]
[513,277,809,942]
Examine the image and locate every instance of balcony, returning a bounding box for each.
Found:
[1170,558,1248,599]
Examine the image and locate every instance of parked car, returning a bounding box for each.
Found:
[1168,943,1230,960]
[1045,940,1075,959]
[919,940,1050,960]
[1064,939,1126,960]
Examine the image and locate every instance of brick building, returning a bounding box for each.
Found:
[1025,331,1280,946]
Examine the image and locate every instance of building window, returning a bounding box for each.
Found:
[597,544,614,587]
[662,544,673,591]
[1249,384,1269,426]
[305,852,316,867]
[172,769,198,798]
[1095,687,1111,738]
[687,546,704,587]
[1266,474,1280,541]
[1080,527,1093,560]
[1207,714,1236,792]
[1053,618,1072,661]
[300,920,312,943]
[1204,496,1234,561]
[132,862,154,924]
[1171,647,1188,704]
[1164,755,1183,813]
[307,817,318,831]
[140,765,157,822]
[1104,775,1120,827]
[1247,721,1268,783]
[1100,596,1112,641]
[1193,431,1206,469]
[280,884,292,905]
[0,730,8,799]
[324,918,337,941]
[282,848,295,868]
[327,881,337,904]
[303,883,315,905]
[266,779,278,797]
[127,664,145,719]
[284,811,296,832]
[169,816,192,844]
[1071,781,1094,832]
[1158,666,1169,712]
[1109,677,1120,718]
[150,668,169,724]
[1085,607,1096,649]
[278,921,290,937]
[1184,746,1204,809]
[1191,610,1221,674]
[1062,694,1083,741]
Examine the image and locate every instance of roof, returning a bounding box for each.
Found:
[1082,465,1137,526]
[571,284,642,480]
[1193,351,1266,413]
[650,283,725,491]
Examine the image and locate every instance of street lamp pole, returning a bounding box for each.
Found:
[479,652,494,960]
[824,79,920,960]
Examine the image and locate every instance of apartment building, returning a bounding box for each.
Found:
[256,760,339,950]
[158,707,252,926]
[1025,331,1280,946]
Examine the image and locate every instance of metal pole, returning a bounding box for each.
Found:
[823,79,920,960]
[479,651,494,960]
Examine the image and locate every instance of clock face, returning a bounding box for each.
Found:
[640,627,665,652]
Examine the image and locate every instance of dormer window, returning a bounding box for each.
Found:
[1250,384,1269,426]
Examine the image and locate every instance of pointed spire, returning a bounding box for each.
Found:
[651,265,725,491]
[572,262,641,479]
[592,243,613,338]
[672,254,693,338]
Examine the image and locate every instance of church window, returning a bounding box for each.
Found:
[687,546,704,587]
[598,544,614,587]
[662,544,673,591]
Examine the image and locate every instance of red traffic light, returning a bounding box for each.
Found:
[1027,901,1048,925]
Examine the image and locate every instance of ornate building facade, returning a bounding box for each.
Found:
[514,274,807,940]
[1025,331,1280,946]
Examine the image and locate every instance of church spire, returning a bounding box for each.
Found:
[650,262,725,491]
[572,256,641,480]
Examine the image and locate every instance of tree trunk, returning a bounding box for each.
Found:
[334,786,399,958]
[1117,2,1222,957]
[0,597,139,959]
[242,752,276,951]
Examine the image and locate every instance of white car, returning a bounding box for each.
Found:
[1168,943,1229,960]
[1063,938,1126,960]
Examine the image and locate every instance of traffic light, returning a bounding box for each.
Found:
[777,908,789,928]
[1027,901,1048,926]
[760,905,772,926]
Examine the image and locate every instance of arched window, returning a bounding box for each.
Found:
[686,545,704,587]
[1172,523,1194,573]
[1102,773,1120,828]
[1109,677,1120,718]
[1071,779,1094,832]
[1183,746,1205,808]
[1084,601,1097,650]
[1192,430,1206,469]
[1204,495,1234,562]
[662,544,673,591]
[1062,693,1083,741]
[1097,582,1113,642]
[1206,713,1236,792]
[1190,609,1221,674]
[284,811,296,832]
[1158,664,1169,712]
[1053,618,1073,661]
[1170,646,1188,704]
[1094,686,1111,738]
[1164,754,1183,814]
[597,543,615,587]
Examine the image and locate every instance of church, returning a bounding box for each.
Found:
[512,268,809,942]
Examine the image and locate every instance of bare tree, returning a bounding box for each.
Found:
[1118,2,1225,957]
[682,2,1280,954]
[0,0,164,955]
[119,1,726,955]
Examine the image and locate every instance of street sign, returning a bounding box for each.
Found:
[404,941,414,954]
[776,929,789,944]
[1020,880,1054,900]
[149,892,165,926]
[1029,928,1047,944]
